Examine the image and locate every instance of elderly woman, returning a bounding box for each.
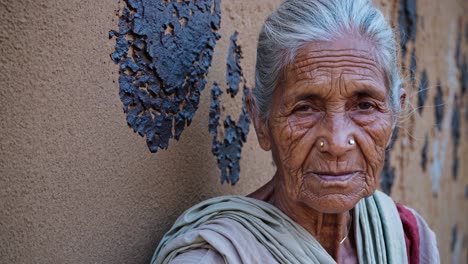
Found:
[152,0,439,263]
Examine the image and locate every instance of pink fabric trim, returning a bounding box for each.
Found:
[396,202,420,264]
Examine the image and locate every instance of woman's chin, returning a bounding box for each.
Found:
[295,172,375,213]
[311,200,358,214]
[299,190,369,214]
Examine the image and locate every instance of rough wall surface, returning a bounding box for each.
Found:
[0,0,466,263]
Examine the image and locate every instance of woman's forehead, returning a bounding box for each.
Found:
[296,35,379,57]
[279,36,387,97]
[293,36,383,74]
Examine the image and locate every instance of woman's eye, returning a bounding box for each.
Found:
[357,102,374,110]
[294,104,312,112]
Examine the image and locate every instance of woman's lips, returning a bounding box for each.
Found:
[309,171,361,182]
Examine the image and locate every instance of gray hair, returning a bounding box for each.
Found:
[254,0,402,121]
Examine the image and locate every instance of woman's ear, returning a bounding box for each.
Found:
[386,87,408,148]
[399,86,407,110]
[246,93,271,151]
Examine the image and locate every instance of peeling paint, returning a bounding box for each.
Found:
[398,0,417,58]
[210,32,251,184]
[209,83,222,136]
[451,224,458,252]
[451,224,464,264]
[460,56,467,95]
[380,152,395,195]
[455,20,467,95]
[226,32,242,97]
[380,127,399,195]
[410,48,417,88]
[430,138,442,195]
[434,82,445,132]
[451,99,460,180]
[430,21,459,195]
[418,69,428,114]
[110,0,221,152]
[466,100,468,123]
[421,134,428,172]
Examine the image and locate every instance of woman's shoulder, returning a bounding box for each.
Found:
[395,202,440,264]
[170,248,225,264]
[165,216,278,264]
[153,196,280,264]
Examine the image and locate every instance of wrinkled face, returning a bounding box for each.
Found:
[261,37,396,214]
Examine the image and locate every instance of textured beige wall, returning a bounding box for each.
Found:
[0,0,466,263]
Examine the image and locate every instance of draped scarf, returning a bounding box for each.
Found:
[151,191,407,264]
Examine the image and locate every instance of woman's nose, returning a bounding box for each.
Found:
[316,115,357,158]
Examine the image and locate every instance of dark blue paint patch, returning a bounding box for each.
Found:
[466,100,468,123]
[209,83,223,136]
[455,21,467,95]
[110,0,222,152]
[421,134,428,172]
[434,82,444,131]
[460,56,468,95]
[417,69,428,115]
[380,126,399,195]
[465,186,468,200]
[380,151,395,195]
[210,32,251,184]
[410,48,417,88]
[388,125,399,151]
[451,99,460,180]
[398,0,417,58]
[451,224,458,252]
[210,87,251,184]
[226,32,242,97]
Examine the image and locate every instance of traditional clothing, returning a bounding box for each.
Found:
[152,191,438,264]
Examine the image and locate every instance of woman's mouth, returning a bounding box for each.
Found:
[309,171,361,182]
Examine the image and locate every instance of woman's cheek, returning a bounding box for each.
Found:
[360,117,393,190]
[288,112,322,129]
[272,117,317,172]
[361,132,388,170]
[349,111,380,127]
[353,109,393,145]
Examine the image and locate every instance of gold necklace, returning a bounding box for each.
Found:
[339,215,352,245]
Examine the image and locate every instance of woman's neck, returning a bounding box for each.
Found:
[273,186,351,258]
[247,175,357,261]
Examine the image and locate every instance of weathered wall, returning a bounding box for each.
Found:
[0,0,466,263]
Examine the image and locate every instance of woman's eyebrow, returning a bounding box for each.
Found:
[352,89,385,101]
[293,91,325,102]
[289,87,385,101]
[350,86,386,101]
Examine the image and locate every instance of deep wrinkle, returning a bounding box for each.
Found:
[249,34,404,261]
